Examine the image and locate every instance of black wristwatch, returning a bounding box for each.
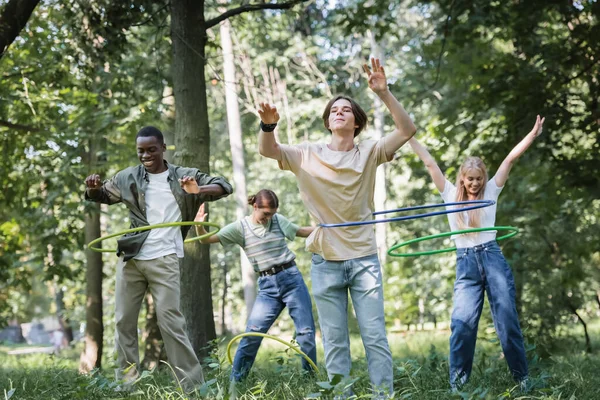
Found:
[260,121,277,132]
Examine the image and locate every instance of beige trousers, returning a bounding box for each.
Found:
[114,253,204,391]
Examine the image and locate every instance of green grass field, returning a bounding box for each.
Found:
[1,323,599,400]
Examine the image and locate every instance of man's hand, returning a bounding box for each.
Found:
[180,176,200,194]
[258,102,280,124]
[363,58,389,94]
[85,174,102,189]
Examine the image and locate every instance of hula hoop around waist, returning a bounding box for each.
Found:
[387,226,519,257]
[319,200,495,228]
[86,221,220,253]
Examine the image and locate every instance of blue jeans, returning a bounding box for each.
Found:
[311,253,393,395]
[231,265,316,381]
[449,240,528,386]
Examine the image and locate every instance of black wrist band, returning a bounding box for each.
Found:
[260,121,277,132]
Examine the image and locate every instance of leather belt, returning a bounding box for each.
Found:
[259,260,296,277]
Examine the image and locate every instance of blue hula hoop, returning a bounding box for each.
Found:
[319,200,495,228]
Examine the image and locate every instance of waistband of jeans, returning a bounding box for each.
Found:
[457,240,499,254]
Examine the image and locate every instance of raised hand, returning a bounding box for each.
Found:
[362,58,388,94]
[85,174,102,189]
[258,102,280,124]
[179,176,200,194]
[194,203,207,222]
[529,115,545,138]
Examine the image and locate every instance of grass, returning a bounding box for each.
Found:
[1,326,599,400]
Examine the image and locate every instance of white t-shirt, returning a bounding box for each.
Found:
[135,170,184,260]
[440,175,503,248]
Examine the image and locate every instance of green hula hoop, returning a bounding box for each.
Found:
[86,221,221,253]
[226,332,319,373]
[388,226,519,258]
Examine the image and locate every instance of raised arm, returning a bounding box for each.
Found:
[257,102,282,161]
[494,115,545,187]
[408,137,446,193]
[193,204,221,244]
[296,226,315,238]
[363,58,417,159]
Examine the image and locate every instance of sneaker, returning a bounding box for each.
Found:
[519,378,530,393]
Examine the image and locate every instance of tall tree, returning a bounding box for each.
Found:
[79,202,103,372]
[220,17,256,318]
[169,0,307,355]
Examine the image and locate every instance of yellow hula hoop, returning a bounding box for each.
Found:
[226,332,319,373]
[86,221,221,253]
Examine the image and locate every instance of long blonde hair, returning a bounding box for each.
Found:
[455,157,488,229]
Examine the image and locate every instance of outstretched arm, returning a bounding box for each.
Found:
[296,226,315,238]
[494,115,545,187]
[363,58,417,159]
[193,204,221,244]
[408,137,446,193]
[257,103,282,160]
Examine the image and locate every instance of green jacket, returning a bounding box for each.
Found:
[85,162,233,261]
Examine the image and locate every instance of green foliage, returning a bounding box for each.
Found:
[0,0,172,324]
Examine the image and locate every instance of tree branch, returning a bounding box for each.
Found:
[204,0,307,30]
[0,119,41,132]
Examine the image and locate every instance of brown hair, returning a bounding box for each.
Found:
[455,157,488,229]
[322,95,368,137]
[248,189,279,209]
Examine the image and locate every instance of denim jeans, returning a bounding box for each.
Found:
[449,240,528,386]
[311,253,393,395]
[231,265,317,381]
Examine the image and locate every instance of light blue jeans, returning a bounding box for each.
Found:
[450,240,528,386]
[311,253,393,395]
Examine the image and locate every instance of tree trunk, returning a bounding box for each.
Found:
[220,17,256,317]
[142,293,167,370]
[0,0,41,59]
[220,265,229,334]
[54,285,73,346]
[369,33,388,265]
[171,0,217,358]
[79,202,103,372]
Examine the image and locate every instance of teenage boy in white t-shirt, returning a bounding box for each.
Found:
[85,126,232,391]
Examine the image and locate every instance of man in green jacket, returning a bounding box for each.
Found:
[85,126,232,391]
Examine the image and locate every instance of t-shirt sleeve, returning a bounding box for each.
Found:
[486,175,504,199]
[374,136,394,165]
[274,214,300,241]
[440,178,456,203]
[216,221,244,247]
[278,143,305,173]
